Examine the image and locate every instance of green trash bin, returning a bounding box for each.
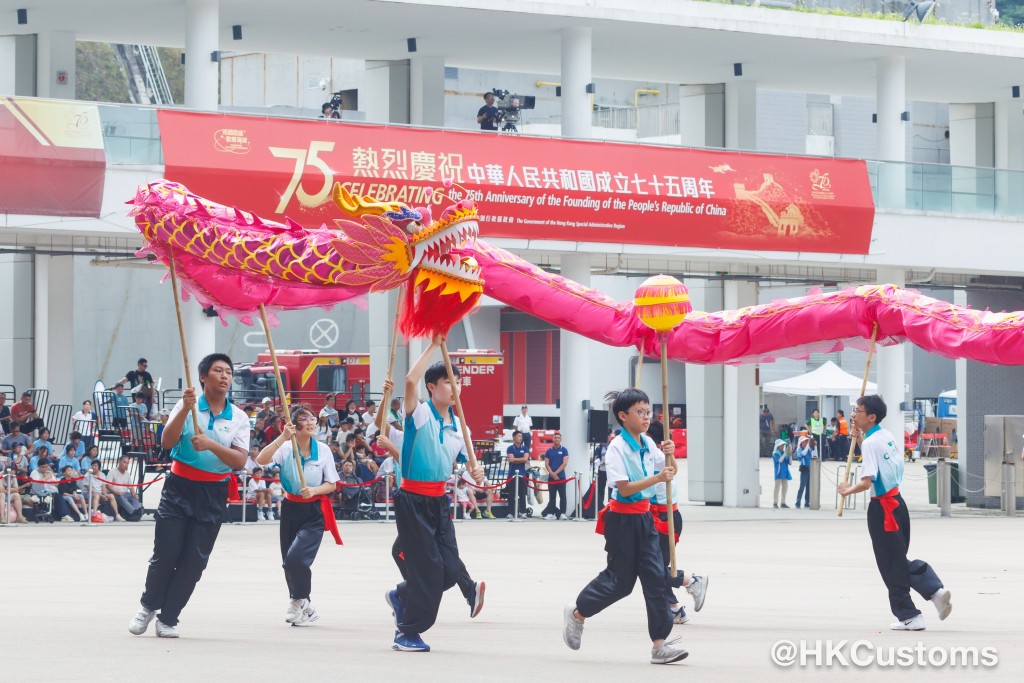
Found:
[924,462,963,505]
[924,463,937,504]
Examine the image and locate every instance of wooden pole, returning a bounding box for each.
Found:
[258,304,306,489]
[440,341,479,471]
[661,337,677,574]
[636,351,645,388]
[167,257,202,435]
[838,323,880,518]
[376,290,404,436]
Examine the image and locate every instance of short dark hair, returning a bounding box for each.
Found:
[21,391,31,398]
[291,405,315,424]
[345,434,356,443]
[856,395,887,424]
[115,383,124,389]
[605,388,650,427]
[483,92,494,100]
[138,358,148,364]
[837,409,845,417]
[253,467,263,474]
[512,430,522,438]
[365,400,375,408]
[70,431,82,440]
[62,465,74,474]
[198,353,233,387]
[37,457,50,468]
[65,444,75,453]
[424,361,457,393]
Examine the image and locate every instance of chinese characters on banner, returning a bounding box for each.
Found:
[159,111,875,254]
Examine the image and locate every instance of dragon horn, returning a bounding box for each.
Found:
[332,182,403,217]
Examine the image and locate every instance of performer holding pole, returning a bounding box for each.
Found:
[257,405,341,627]
[258,304,306,491]
[376,291,404,436]
[838,394,952,630]
[128,352,249,638]
[167,258,202,435]
[838,323,879,517]
[385,336,485,652]
[563,388,686,664]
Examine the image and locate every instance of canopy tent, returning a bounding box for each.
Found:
[762,361,877,398]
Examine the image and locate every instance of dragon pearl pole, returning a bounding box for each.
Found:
[661,337,677,575]
[258,304,307,490]
[168,257,203,435]
[376,290,405,436]
[838,323,880,518]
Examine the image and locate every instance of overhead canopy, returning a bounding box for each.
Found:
[762,361,877,398]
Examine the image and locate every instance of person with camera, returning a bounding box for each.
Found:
[320,102,341,120]
[477,92,499,131]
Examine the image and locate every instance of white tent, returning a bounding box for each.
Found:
[762,361,877,398]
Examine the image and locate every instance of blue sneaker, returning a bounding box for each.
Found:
[385,588,405,628]
[393,631,430,652]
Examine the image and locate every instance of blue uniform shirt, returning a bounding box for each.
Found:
[605,431,664,503]
[168,395,250,474]
[506,443,530,476]
[860,425,904,496]
[401,401,470,484]
[544,446,569,474]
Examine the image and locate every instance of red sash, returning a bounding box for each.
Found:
[871,486,901,532]
[284,491,343,545]
[171,460,239,502]
[595,498,652,535]
[401,479,446,496]
[649,502,680,542]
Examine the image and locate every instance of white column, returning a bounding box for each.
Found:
[875,267,906,438]
[363,60,410,124]
[678,84,725,148]
[0,254,33,393]
[560,27,591,139]
[410,57,445,127]
[994,99,1024,214]
[185,0,220,110]
[722,281,759,507]
[876,56,907,208]
[368,291,406,397]
[34,255,75,406]
[35,31,76,99]
[684,280,724,504]
[725,82,756,150]
[182,302,217,387]
[560,254,592,510]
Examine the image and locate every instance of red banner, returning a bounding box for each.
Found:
[159,111,874,254]
[0,98,106,217]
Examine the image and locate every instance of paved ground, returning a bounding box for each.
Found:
[4,459,1020,682]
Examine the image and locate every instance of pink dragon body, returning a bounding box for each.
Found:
[133,180,1024,365]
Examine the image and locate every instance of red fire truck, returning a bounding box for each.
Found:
[449,349,505,441]
[232,350,371,409]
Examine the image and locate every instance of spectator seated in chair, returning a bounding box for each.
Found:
[28,457,73,522]
[105,455,144,521]
[0,472,27,523]
[58,465,87,521]
[1,424,32,456]
[337,460,364,516]
[88,459,124,522]
[32,428,55,459]
[10,392,44,436]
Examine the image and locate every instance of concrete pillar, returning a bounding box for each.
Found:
[994,99,1024,214]
[560,254,592,510]
[0,255,33,394]
[875,267,906,438]
[678,84,725,148]
[0,35,38,96]
[34,31,75,99]
[560,27,591,139]
[722,281,759,507]
[876,56,907,208]
[182,301,217,389]
[684,280,724,504]
[949,103,995,168]
[184,0,220,110]
[363,60,410,124]
[724,82,756,150]
[368,290,408,401]
[410,57,445,127]
[33,255,76,406]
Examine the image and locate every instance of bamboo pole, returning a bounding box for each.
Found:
[661,337,677,574]
[636,351,645,388]
[167,257,202,435]
[376,290,404,436]
[440,341,480,472]
[838,323,880,518]
[258,304,306,489]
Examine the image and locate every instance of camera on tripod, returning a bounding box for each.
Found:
[491,88,536,132]
[329,91,344,114]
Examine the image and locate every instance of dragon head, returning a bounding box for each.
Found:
[332,182,483,337]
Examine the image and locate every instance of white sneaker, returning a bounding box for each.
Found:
[562,605,584,650]
[672,607,690,624]
[292,601,319,627]
[651,636,689,665]
[890,614,926,631]
[686,575,708,613]
[930,588,952,621]
[285,599,305,623]
[544,514,556,520]
[115,515,125,522]
[128,607,155,635]
[61,515,74,523]
[155,618,179,638]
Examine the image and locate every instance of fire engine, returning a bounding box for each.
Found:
[449,349,505,440]
[232,350,371,409]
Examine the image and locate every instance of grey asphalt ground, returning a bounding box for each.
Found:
[3,459,1020,682]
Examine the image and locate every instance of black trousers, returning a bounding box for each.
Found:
[140,474,226,627]
[656,509,685,604]
[576,511,673,642]
[505,473,529,515]
[596,470,608,510]
[867,494,943,621]
[280,499,325,601]
[394,489,463,635]
[543,481,567,518]
[391,535,475,602]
